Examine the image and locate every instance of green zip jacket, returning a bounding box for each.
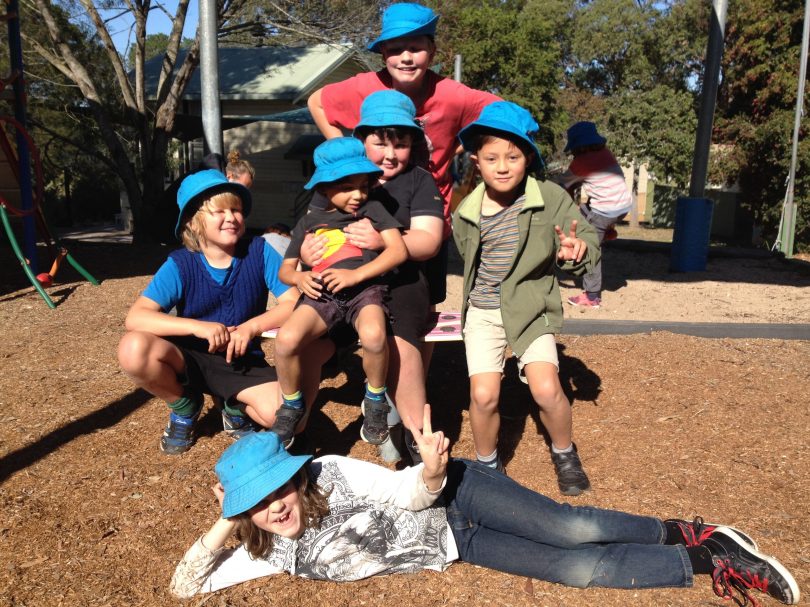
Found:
[452,177,601,357]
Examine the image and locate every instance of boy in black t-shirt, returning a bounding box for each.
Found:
[274,137,407,446]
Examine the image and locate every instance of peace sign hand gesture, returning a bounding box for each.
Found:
[555,219,588,263]
[408,404,450,492]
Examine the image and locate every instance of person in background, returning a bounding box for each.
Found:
[554,122,633,309]
[225,150,255,189]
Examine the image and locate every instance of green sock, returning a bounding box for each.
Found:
[167,394,200,418]
[223,398,244,418]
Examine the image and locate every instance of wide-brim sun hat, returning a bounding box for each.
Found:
[367,3,439,53]
[215,432,312,519]
[458,101,543,172]
[564,121,607,153]
[175,169,252,237]
[304,137,383,190]
[353,90,424,138]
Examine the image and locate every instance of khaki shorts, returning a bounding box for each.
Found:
[463,305,559,383]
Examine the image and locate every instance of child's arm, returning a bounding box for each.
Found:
[307,88,343,139]
[124,296,230,354]
[223,287,299,363]
[320,227,407,293]
[344,216,442,262]
[278,257,323,300]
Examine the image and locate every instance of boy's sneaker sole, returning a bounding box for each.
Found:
[360,397,390,445]
[705,527,799,605]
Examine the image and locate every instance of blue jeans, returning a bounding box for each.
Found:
[442,460,693,589]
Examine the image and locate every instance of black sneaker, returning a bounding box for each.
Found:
[360,396,390,445]
[159,411,199,455]
[404,428,422,465]
[477,458,507,475]
[665,516,759,551]
[270,404,305,447]
[704,527,799,605]
[551,446,590,496]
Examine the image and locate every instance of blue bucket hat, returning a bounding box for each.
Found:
[353,90,423,137]
[215,432,312,519]
[458,101,543,172]
[564,121,607,153]
[175,169,252,237]
[367,3,438,53]
[304,137,383,190]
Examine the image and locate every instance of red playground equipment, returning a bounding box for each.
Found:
[1,1,99,309]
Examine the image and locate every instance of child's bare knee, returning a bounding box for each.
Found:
[529,375,566,407]
[358,322,386,353]
[117,331,151,371]
[470,384,499,411]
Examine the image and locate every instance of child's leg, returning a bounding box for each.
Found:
[463,305,508,467]
[521,335,590,494]
[522,362,573,450]
[118,331,187,401]
[387,336,426,429]
[354,304,388,388]
[274,305,329,396]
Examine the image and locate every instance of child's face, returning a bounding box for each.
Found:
[201,197,245,248]
[381,35,435,89]
[363,132,413,182]
[471,138,532,198]
[248,480,304,539]
[227,171,253,189]
[321,174,369,214]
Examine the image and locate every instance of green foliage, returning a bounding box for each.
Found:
[714,0,809,249]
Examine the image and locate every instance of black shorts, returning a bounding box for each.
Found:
[171,341,277,402]
[388,271,431,347]
[425,239,449,305]
[298,283,388,334]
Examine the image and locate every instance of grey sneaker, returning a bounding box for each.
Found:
[704,527,799,605]
[159,410,199,455]
[270,404,305,446]
[360,396,390,445]
[222,409,259,440]
[551,445,590,496]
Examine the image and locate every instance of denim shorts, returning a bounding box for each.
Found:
[463,305,559,382]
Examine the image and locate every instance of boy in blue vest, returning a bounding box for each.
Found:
[453,102,600,495]
[118,170,313,454]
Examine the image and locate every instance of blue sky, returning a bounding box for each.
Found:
[101,1,199,56]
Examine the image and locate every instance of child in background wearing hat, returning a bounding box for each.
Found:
[453,103,600,494]
[273,138,408,447]
[554,122,633,309]
[117,170,317,455]
[308,2,500,306]
[301,90,444,464]
[170,405,799,607]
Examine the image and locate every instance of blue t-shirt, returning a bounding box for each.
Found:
[142,240,289,311]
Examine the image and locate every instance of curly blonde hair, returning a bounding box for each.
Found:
[233,467,331,559]
[179,191,244,252]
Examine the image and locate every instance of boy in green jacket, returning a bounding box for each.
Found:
[452,102,600,495]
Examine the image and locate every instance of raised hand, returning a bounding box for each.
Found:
[555,219,587,263]
[408,404,449,492]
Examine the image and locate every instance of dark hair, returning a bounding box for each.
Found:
[316,173,376,193]
[232,467,331,559]
[354,126,419,143]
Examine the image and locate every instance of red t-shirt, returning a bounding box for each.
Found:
[321,70,500,237]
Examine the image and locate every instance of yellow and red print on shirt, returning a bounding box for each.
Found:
[312,227,363,274]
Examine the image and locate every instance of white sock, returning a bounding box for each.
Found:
[476,449,499,467]
[551,443,574,454]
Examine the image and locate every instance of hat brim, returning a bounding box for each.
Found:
[221,453,312,519]
[564,133,606,153]
[458,122,543,172]
[354,114,425,138]
[304,158,383,190]
[174,181,252,238]
[367,18,438,53]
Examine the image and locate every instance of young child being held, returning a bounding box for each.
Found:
[117,170,303,455]
[274,138,408,446]
[452,102,601,495]
[554,121,633,309]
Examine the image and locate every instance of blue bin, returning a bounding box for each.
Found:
[670,196,714,272]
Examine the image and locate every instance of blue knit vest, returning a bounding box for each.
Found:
[170,237,267,354]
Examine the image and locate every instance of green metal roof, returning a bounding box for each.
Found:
[144,44,359,102]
